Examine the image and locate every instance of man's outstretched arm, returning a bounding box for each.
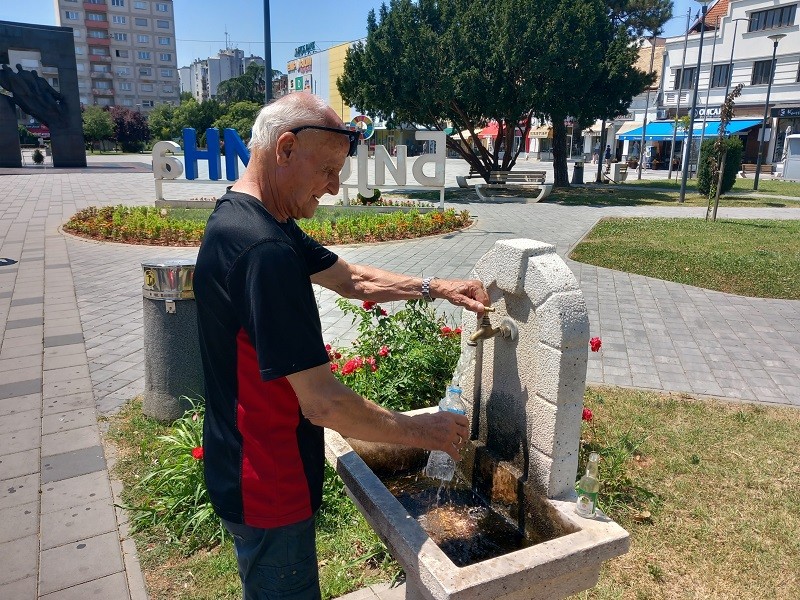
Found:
[310,257,490,315]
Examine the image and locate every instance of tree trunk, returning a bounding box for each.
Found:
[552,117,570,188]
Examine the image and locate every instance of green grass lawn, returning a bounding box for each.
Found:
[623,176,800,198]
[547,186,795,208]
[107,387,800,600]
[569,217,800,299]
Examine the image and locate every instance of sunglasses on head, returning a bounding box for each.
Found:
[288,125,361,156]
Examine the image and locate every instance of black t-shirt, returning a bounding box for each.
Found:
[194,190,338,528]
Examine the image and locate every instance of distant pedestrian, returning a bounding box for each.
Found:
[604,144,612,171]
[592,142,600,164]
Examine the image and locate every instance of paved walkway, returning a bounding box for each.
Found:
[1,159,799,599]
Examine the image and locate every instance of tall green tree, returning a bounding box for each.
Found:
[338,0,668,186]
[109,106,150,153]
[82,105,114,152]
[216,63,281,104]
[212,101,261,141]
[172,98,224,144]
[148,102,179,141]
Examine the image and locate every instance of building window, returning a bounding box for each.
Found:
[111,0,124,5]
[50,77,60,88]
[155,2,168,11]
[115,50,129,59]
[748,4,797,32]
[159,53,172,61]
[160,68,173,77]
[75,46,86,55]
[141,83,154,92]
[138,51,152,60]
[86,0,106,4]
[88,30,107,38]
[134,0,148,8]
[139,67,153,76]
[751,59,776,85]
[116,66,131,76]
[122,99,134,106]
[158,36,170,45]
[797,61,800,83]
[156,19,170,29]
[73,29,82,38]
[112,15,126,24]
[87,13,107,21]
[90,46,110,56]
[76,63,85,71]
[91,64,110,72]
[142,100,155,108]
[112,32,128,41]
[93,80,112,89]
[711,63,731,88]
[673,67,696,90]
[64,11,79,19]
[135,18,148,26]
[137,34,150,43]
[119,82,132,91]
[163,84,174,93]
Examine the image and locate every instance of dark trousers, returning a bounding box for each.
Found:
[222,516,322,600]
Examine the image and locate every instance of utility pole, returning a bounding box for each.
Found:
[264,0,272,103]
[637,33,659,180]
[667,9,691,180]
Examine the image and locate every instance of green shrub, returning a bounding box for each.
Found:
[697,137,743,196]
[123,399,225,550]
[32,148,45,164]
[330,299,462,411]
[356,187,382,204]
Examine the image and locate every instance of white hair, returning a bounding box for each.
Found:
[248,93,331,151]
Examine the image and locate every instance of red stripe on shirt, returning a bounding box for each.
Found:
[235,327,313,528]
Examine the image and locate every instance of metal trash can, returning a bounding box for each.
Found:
[141,258,203,422]
[572,161,584,185]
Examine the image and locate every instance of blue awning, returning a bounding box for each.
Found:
[702,119,762,136]
[617,119,762,141]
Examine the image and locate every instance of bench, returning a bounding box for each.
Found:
[475,170,553,202]
[456,166,484,188]
[601,164,628,184]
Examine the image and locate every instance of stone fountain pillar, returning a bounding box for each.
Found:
[460,238,589,501]
[324,238,629,600]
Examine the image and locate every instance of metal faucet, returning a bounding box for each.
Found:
[468,309,500,346]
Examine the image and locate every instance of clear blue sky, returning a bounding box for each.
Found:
[4,0,698,71]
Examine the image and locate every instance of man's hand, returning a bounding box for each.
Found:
[430,278,490,316]
[409,410,469,461]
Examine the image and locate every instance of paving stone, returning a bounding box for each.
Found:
[41,445,106,484]
[0,534,38,585]
[42,425,101,458]
[42,408,97,435]
[0,408,40,433]
[42,392,95,416]
[5,316,44,329]
[40,470,110,514]
[0,426,40,455]
[44,333,85,348]
[40,572,130,600]
[0,575,36,599]
[41,496,118,550]
[0,447,39,481]
[10,296,44,307]
[39,531,124,596]
[0,378,41,401]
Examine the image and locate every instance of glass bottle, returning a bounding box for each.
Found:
[575,452,601,518]
[423,386,466,482]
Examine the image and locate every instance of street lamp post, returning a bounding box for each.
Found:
[753,33,785,190]
[679,0,712,203]
[667,9,692,181]
[264,0,272,102]
[695,17,720,178]
[637,33,659,180]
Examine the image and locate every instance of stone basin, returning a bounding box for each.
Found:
[325,239,630,599]
[325,426,629,600]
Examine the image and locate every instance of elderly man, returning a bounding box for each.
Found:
[194,92,489,600]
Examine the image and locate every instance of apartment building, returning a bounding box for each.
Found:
[179,49,265,102]
[54,0,179,111]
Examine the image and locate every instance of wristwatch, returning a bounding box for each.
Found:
[421,276,437,302]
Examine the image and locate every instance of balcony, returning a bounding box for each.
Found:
[90,71,112,79]
[89,54,112,63]
[85,19,109,29]
[84,1,108,9]
[88,37,111,46]
[92,89,114,96]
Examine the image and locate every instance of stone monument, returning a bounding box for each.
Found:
[0,21,86,168]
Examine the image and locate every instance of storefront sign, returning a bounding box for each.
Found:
[287,56,312,75]
[772,106,800,118]
[294,42,316,58]
[691,106,721,119]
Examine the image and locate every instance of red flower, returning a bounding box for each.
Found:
[590,337,602,352]
[378,345,390,357]
[333,351,342,360]
[342,358,362,375]
[454,327,462,335]
[325,343,332,351]
[380,308,387,316]
[330,363,339,372]
[191,446,204,460]
[582,408,593,422]
[440,326,452,336]
[362,301,376,310]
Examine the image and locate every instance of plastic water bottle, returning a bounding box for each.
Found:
[423,386,466,482]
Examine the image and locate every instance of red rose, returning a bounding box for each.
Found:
[454,327,462,335]
[380,308,387,316]
[590,337,602,352]
[362,301,376,310]
[333,351,342,360]
[378,345,390,357]
[440,326,452,336]
[191,446,204,460]
[582,408,593,422]
[330,363,339,372]
[325,343,332,351]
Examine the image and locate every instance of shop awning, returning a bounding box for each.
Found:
[529,125,553,139]
[615,121,641,136]
[479,122,526,138]
[618,119,762,141]
[701,119,762,136]
[451,128,482,140]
